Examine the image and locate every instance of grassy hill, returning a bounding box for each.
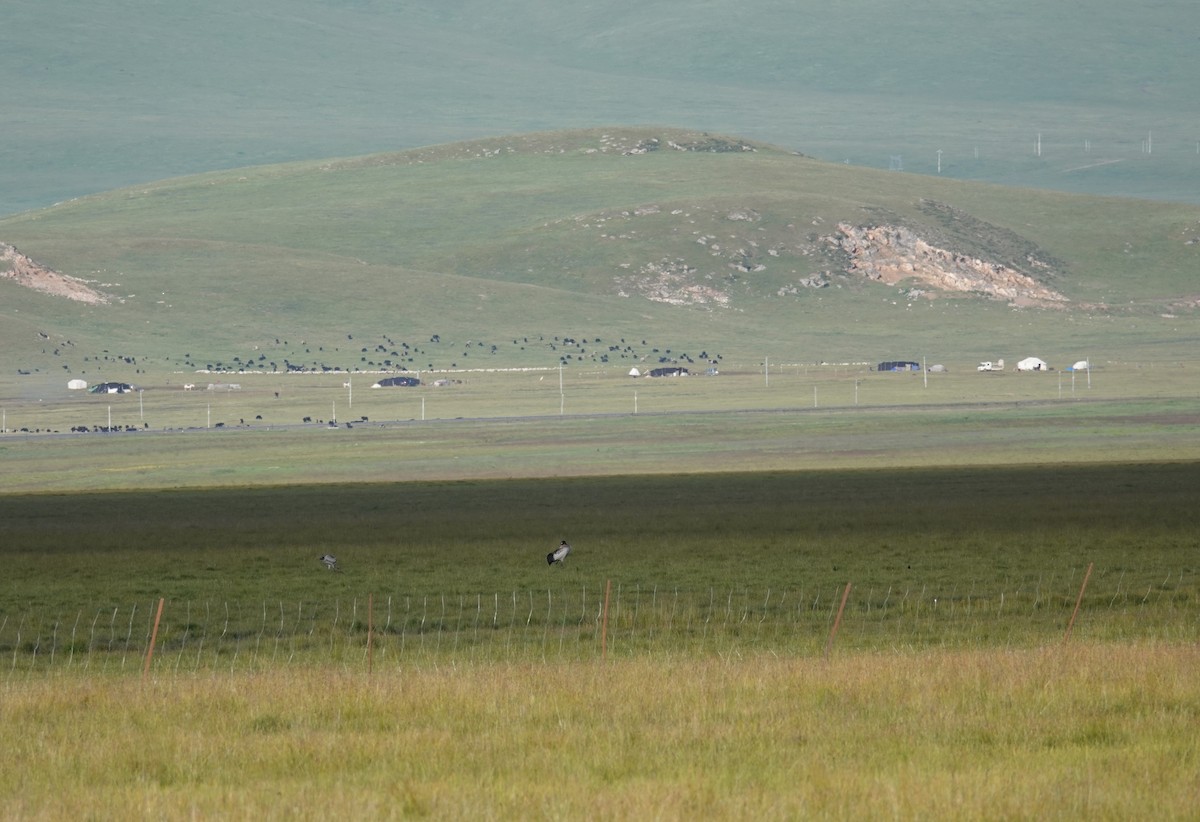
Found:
[2,1,1198,215]
[1,127,1198,388]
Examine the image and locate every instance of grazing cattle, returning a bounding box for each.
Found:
[319,554,339,571]
[547,540,571,566]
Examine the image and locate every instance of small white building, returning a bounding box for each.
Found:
[67,379,88,390]
[1016,357,1049,371]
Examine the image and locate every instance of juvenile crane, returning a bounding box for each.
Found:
[319,554,339,571]
[546,540,571,566]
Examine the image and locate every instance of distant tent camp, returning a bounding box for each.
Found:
[67,379,88,391]
[646,367,688,377]
[876,361,921,372]
[372,376,421,388]
[1016,357,1049,371]
[89,382,133,394]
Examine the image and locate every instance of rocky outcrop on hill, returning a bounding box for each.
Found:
[599,198,1073,309]
[617,257,731,307]
[1,243,110,304]
[829,224,1069,307]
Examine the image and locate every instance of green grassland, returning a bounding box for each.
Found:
[2,463,1197,658]
[2,464,1198,817]
[3,647,1198,819]
[3,379,1197,818]
[4,4,1199,813]
[3,361,1200,491]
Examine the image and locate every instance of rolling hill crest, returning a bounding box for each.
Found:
[2,128,1198,376]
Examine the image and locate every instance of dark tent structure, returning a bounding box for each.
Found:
[372,376,421,388]
[875,361,921,372]
[89,382,134,394]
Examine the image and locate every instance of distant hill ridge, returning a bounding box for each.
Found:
[3,1,1199,214]
[4,130,1074,309]
[1,127,1198,378]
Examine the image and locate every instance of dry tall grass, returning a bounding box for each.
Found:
[3,642,1196,820]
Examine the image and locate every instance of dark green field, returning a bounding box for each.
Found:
[3,462,1196,669]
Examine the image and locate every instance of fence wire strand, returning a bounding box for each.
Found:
[3,570,1197,677]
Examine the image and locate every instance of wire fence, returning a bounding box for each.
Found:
[3,572,1196,676]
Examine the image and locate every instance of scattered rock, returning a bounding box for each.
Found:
[667,137,757,153]
[618,258,731,307]
[726,209,760,222]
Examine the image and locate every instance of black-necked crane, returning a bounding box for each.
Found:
[546,540,571,566]
[319,553,339,571]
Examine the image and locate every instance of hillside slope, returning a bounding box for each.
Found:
[1,129,1198,383]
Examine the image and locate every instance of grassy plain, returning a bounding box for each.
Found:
[3,135,1198,816]
[2,462,1196,648]
[3,646,1198,819]
[3,357,1199,818]
[4,3,1200,813]
[3,440,1198,817]
[3,361,1199,492]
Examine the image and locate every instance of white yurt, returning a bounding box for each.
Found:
[67,379,88,390]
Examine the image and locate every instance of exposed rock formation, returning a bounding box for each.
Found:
[829,224,1069,307]
[1,243,110,304]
